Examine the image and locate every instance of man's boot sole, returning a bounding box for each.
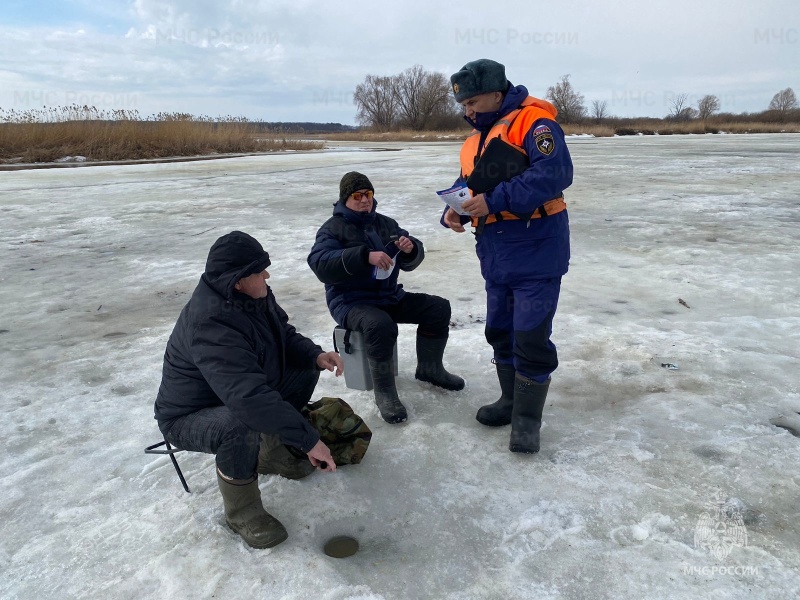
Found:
[415,372,465,391]
[509,444,540,454]
[476,414,512,427]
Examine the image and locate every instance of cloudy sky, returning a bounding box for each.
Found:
[2,0,798,124]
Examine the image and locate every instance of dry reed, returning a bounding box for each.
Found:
[0,105,322,163]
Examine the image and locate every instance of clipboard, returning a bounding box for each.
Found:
[466,137,530,194]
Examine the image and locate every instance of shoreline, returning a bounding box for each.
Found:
[2,131,798,171]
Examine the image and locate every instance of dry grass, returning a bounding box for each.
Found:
[321,120,800,141]
[320,129,470,142]
[608,119,800,136]
[562,124,616,137]
[5,106,796,164]
[0,106,323,163]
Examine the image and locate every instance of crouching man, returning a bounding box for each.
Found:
[153,231,344,549]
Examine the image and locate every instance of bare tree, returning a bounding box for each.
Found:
[392,65,453,130]
[591,100,608,124]
[353,75,397,131]
[697,95,720,121]
[427,96,467,130]
[667,93,690,120]
[768,87,798,120]
[546,75,585,124]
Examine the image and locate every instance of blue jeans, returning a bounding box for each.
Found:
[161,366,319,479]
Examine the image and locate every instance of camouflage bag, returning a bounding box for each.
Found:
[299,397,372,465]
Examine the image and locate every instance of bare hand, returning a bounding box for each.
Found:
[462,193,489,217]
[316,351,344,376]
[395,236,414,254]
[444,207,466,233]
[307,440,336,472]
[369,251,393,271]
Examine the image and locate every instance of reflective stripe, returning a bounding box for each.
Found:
[470,197,566,228]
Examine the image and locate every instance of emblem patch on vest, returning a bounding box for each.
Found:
[535,133,555,156]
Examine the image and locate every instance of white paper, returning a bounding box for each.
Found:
[436,183,471,215]
[372,258,397,280]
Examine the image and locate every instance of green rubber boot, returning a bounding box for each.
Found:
[257,433,315,480]
[217,471,288,549]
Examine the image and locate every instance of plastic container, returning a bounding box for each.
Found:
[333,327,398,390]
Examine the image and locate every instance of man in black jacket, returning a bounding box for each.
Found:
[308,172,464,425]
[154,231,343,549]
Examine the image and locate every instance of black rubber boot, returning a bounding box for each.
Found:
[257,433,315,480]
[509,374,550,454]
[414,334,465,391]
[368,358,407,424]
[217,471,288,549]
[476,362,516,426]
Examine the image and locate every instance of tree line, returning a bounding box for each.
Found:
[552,75,798,125]
[354,66,799,129]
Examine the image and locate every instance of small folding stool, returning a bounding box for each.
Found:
[144,438,190,493]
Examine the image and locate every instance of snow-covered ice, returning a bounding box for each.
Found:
[1,134,799,599]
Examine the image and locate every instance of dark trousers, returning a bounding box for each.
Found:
[343,292,451,362]
[484,277,562,383]
[161,366,319,480]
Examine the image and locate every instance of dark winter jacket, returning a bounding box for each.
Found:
[307,200,424,326]
[154,231,322,453]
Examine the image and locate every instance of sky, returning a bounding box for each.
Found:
[1,135,799,598]
[1,0,799,123]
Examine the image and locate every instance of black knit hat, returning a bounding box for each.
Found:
[339,171,374,203]
[450,59,508,103]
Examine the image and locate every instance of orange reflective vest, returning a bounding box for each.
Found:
[460,96,567,227]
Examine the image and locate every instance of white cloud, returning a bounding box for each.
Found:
[3,0,799,122]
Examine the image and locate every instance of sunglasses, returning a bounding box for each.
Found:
[351,190,374,201]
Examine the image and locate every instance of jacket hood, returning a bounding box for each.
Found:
[466,84,557,131]
[202,231,271,301]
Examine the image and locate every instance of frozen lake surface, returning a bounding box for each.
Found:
[1,134,799,599]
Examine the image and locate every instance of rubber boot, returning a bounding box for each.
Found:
[368,358,407,424]
[257,433,315,480]
[476,362,517,426]
[509,374,550,454]
[217,471,288,549]
[414,334,465,391]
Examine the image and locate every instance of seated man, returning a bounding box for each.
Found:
[154,231,344,549]
[307,172,464,425]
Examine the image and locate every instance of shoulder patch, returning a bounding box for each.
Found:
[535,132,555,156]
[533,124,552,135]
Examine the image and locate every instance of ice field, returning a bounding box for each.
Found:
[1,134,799,599]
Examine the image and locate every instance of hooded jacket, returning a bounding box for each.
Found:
[154,231,321,453]
[307,200,424,326]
